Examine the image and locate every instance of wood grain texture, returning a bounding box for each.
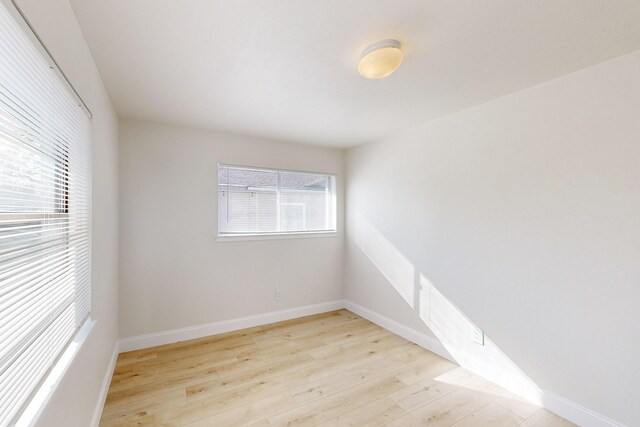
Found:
[100,310,574,427]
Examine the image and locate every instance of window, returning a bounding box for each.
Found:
[218,165,336,236]
[0,2,91,425]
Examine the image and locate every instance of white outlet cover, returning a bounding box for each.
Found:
[471,327,484,346]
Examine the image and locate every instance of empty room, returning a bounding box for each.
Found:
[1,0,639,426]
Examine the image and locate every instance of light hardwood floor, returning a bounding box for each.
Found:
[100,310,574,427]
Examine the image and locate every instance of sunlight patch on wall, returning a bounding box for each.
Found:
[353,212,543,405]
[418,273,542,403]
[354,212,415,308]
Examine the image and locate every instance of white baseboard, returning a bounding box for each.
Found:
[343,300,541,404]
[542,390,625,427]
[343,300,624,427]
[90,342,119,427]
[343,300,452,362]
[118,300,345,353]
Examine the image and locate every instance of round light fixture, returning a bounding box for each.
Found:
[358,39,403,80]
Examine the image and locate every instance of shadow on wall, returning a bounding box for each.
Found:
[354,212,545,405]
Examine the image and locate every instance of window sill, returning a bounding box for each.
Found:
[16,318,95,427]
[216,231,338,242]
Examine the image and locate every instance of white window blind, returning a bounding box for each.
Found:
[0,2,91,425]
[218,165,336,235]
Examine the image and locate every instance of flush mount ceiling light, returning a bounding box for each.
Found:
[358,39,403,80]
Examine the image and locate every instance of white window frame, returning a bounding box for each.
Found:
[217,164,338,241]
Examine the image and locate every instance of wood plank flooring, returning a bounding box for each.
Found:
[100,310,574,427]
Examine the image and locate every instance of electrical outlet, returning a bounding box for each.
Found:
[471,326,484,346]
[275,290,282,302]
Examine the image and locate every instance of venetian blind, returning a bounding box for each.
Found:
[0,2,91,425]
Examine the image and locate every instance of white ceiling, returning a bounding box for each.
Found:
[69,0,640,148]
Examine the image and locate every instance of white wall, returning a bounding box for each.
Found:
[13,0,120,426]
[119,120,344,339]
[17,2,637,424]
[345,51,640,426]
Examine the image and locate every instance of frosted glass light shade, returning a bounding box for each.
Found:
[358,39,403,80]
